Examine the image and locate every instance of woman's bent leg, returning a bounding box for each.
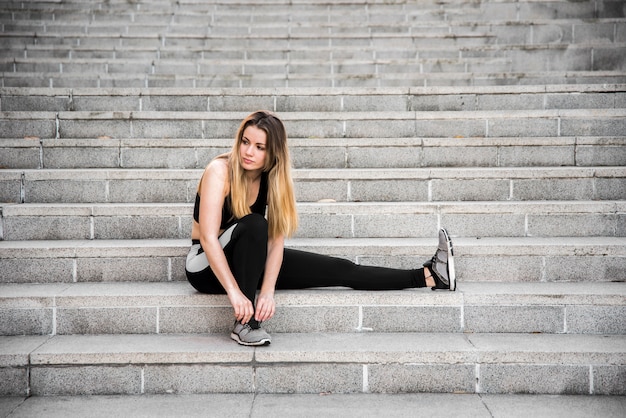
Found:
[185,213,268,303]
[276,248,426,290]
[185,242,225,294]
[223,214,268,304]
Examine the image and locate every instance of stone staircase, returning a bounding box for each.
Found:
[0,0,625,398]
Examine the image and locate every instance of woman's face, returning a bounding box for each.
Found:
[239,125,267,173]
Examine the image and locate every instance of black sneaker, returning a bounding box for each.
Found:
[424,228,456,291]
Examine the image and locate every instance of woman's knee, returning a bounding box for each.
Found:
[236,213,268,241]
[186,268,225,294]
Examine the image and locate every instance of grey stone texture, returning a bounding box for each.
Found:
[2,281,624,336]
[368,363,476,393]
[479,364,590,394]
[30,365,143,396]
[3,332,623,395]
[0,0,624,401]
[1,393,625,418]
[145,365,254,394]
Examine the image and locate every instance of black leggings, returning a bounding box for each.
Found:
[186,214,427,314]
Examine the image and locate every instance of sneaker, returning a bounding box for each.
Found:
[423,228,456,291]
[231,321,271,346]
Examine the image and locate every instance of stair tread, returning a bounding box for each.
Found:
[4,108,626,116]
[3,166,624,177]
[2,84,624,94]
[3,199,624,212]
[2,333,624,367]
[1,281,624,307]
[1,393,624,418]
[4,72,624,89]
[1,236,625,254]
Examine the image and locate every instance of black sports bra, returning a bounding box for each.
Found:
[193,172,268,230]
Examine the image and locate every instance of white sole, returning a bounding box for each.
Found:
[441,228,456,291]
[230,332,271,346]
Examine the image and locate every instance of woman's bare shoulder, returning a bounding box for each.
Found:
[205,157,229,175]
[199,156,230,194]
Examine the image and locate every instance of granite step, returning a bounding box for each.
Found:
[4,70,625,88]
[0,0,621,22]
[1,43,624,72]
[1,167,623,203]
[3,109,625,140]
[0,1,617,18]
[1,39,624,78]
[1,332,624,395]
[0,281,624,336]
[2,136,625,170]
[2,393,626,418]
[1,201,624,241]
[1,18,622,46]
[0,237,624,284]
[1,85,623,112]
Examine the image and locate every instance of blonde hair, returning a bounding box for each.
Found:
[228,111,298,238]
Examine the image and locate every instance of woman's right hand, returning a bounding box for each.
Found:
[227,289,254,324]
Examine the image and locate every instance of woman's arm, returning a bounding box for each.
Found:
[254,234,284,322]
[198,159,255,325]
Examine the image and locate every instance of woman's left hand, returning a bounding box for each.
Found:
[255,292,276,322]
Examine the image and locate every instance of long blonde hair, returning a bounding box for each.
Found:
[227,110,298,238]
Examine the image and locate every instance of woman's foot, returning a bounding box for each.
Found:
[423,228,456,291]
[231,321,271,346]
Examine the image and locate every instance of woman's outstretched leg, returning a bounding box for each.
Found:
[276,248,426,290]
[276,228,456,291]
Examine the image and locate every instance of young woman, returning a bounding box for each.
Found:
[186,110,455,346]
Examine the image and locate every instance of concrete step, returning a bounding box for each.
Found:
[0,281,624,336]
[1,201,624,241]
[2,2,622,88]
[1,33,500,50]
[1,22,624,74]
[2,393,626,418]
[1,18,623,45]
[0,0,622,21]
[4,36,621,55]
[4,70,626,88]
[1,167,623,203]
[0,0,619,17]
[2,43,624,68]
[1,23,621,55]
[2,109,625,140]
[2,136,625,170]
[0,332,624,395]
[1,85,623,112]
[0,237,624,284]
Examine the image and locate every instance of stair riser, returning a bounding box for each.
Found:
[0,0,617,20]
[2,90,623,112]
[1,176,623,203]
[2,360,623,396]
[0,20,622,50]
[3,111,625,139]
[4,72,626,88]
[0,255,185,284]
[1,47,624,74]
[1,251,624,284]
[2,303,624,337]
[2,211,624,240]
[2,141,625,169]
[0,6,618,26]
